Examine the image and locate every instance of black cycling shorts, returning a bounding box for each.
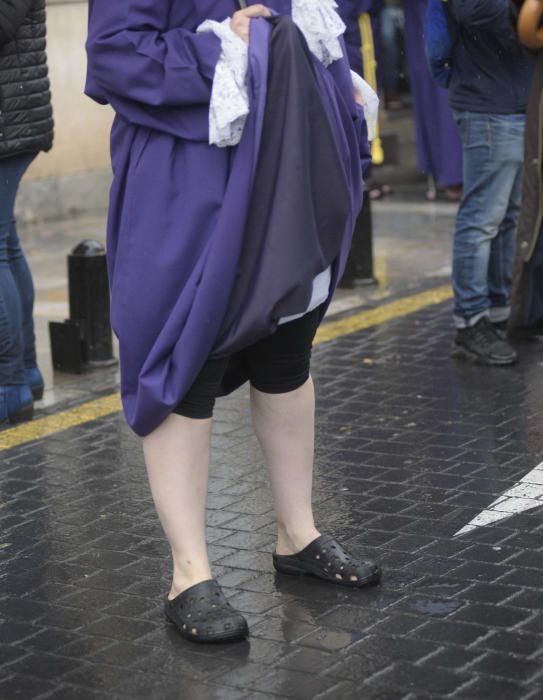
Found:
[173,307,321,420]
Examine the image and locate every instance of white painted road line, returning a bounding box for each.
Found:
[455,462,543,537]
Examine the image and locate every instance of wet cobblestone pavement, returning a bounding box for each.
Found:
[2,202,543,699]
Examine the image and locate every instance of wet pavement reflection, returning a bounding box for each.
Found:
[1,201,543,699]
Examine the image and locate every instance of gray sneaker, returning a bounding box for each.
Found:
[453,317,518,365]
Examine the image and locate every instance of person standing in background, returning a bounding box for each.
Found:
[339,0,384,80]
[402,0,463,201]
[0,0,53,425]
[447,0,532,365]
[509,0,543,335]
[380,0,403,109]
[337,0,391,202]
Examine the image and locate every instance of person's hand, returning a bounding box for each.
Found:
[518,0,543,49]
[231,4,271,44]
[354,87,365,107]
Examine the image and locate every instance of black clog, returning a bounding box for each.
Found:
[164,579,249,643]
[273,534,381,588]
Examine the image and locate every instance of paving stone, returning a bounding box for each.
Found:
[131,645,236,682]
[61,663,140,692]
[8,652,81,681]
[519,612,543,635]
[88,640,153,668]
[3,259,543,700]
[43,684,121,700]
[325,654,393,682]
[425,646,484,671]
[367,613,426,637]
[0,674,57,699]
[367,661,470,696]
[351,634,437,663]
[295,626,364,653]
[412,619,488,646]
[453,675,531,700]
[250,616,317,643]
[276,647,338,674]
[474,629,543,658]
[315,605,383,630]
[453,603,533,629]
[251,668,338,700]
[225,591,283,615]
[0,619,42,644]
[316,684,414,700]
[0,643,27,666]
[115,672,249,700]
[460,582,521,605]
[470,652,542,683]
[0,597,54,623]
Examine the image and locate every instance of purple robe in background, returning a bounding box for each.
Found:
[402,0,462,186]
[85,0,368,436]
[338,0,384,81]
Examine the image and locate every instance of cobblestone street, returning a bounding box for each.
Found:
[1,200,543,699]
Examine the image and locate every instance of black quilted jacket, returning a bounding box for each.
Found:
[0,0,53,158]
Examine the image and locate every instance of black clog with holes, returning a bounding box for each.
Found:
[273,534,382,588]
[164,579,249,643]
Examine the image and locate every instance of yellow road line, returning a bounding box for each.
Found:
[0,284,452,452]
[315,284,452,344]
[0,394,122,451]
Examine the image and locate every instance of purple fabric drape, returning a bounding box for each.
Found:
[402,0,463,186]
[86,1,367,436]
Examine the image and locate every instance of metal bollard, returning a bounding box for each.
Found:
[339,193,377,288]
[49,240,116,373]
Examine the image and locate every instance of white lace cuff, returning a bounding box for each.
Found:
[197,19,249,148]
[351,71,380,141]
[292,0,346,68]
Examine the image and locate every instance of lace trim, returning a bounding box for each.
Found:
[291,0,346,68]
[197,19,249,148]
[198,1,347,148]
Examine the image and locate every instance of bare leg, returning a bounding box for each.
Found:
[143,413,213,599]
[250,378,320,556]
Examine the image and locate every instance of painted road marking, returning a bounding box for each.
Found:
[315,284,451,344]
[0,395,122,452]
[0,284,452,452]
[455,462,543,536]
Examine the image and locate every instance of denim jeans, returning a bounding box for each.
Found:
[380,7,403,95]
[452,112,525,328]
[0,152,37,385]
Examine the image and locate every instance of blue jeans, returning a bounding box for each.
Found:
[0,153,37,384]
[380,7,402,95]
[452,112,525,328]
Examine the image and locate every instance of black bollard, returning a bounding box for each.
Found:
[68,240,114,365]
[339,192,377,288]
[49,240,116,373]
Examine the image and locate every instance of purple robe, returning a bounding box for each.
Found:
[402,0,463,186]
[338,0,384,82]
[86,0,368,436]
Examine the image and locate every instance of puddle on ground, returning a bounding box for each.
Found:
[403,595,462,616]
[415,581,465,597]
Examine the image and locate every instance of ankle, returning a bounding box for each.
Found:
[169,572,213,600]
[169,559,213,600]
[276,523,320,556]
